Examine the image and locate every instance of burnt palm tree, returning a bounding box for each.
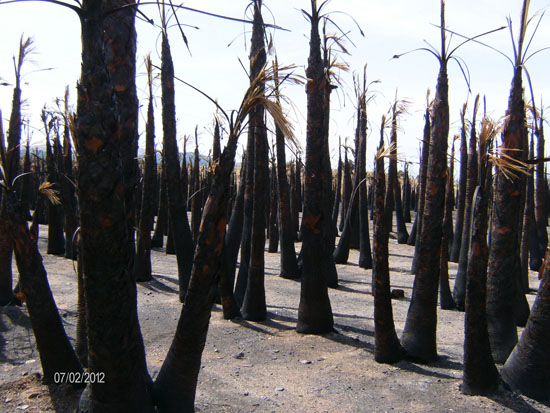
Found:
[241,0,269,321]
[160,17,195,301]
[274,60,300,280]
[450,104,468,262]
[373,119,405,364]
[297,0,334,334]
[454,95,480,311]
[487,0,535,364]
[462,117,499,395]
[153,61,295,413]
[134,56,156,282]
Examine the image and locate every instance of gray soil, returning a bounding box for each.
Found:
[1,220,549,412]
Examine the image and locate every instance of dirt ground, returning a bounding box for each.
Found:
[1,220,549,412]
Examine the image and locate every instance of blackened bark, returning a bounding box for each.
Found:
[533,123,546,269]
[454,98,480,310]
[486,66,525,364]
[75,239,87,367]
[3,190,83,384]
[61,95,78,260]
[225,156,246,292]
[450,109,468,262]
[218,242,241,320]
[501,252,550,401]
[241,2,268,321]
[134,67,156,282]
[462,182,499,395]
[403,163,411,223]
[410,108,431,265]
[191,133,201,243]
[296,0,334,334]
[520,136,535,292]
[151,163,167,248]
[153,80,244,413]
[44,116,65,256]
[332,141,342,229]
[439,147,456,310]
[401,56,448,362]
[387,102,408,244]
[268,164,279,253]
[275,111,299,279]
[357,91,372,270]
[161,33,194,301]
[373,130,405,364]
[339,150,352,232]
[75,4,152,409]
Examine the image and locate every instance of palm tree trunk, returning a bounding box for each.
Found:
[76,3,152,409]
[401,44,448,362]
[453,97,480,310]
[486,66,525,364]
[161,33,194,301]
[450,107,468,262]
[241,1,268,321]
[373,124,405,364]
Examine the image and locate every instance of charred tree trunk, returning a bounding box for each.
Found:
[268,163,279,253]
[533,122,547,270]
[450,107,468,262]
[357,86,372,270]
[409,107,431,265]
[331,140,343,230]
[275,97,299,280]
[151,162,167,248]
[439,142,456,310]
[161,33,194,302]
[225,156,246,293]
[373,126,405,364]
[401,19,448,361]
[462,168,499,395]
[134,62,156,282]
[501,250,550,401]
[75,4,152,409]
[241,3,268,321]
[191,132,201,243]
[339,150,352,232]
[403,163,411,223]
[3,190,83,384]
[453,97,480,310]
[486,66,526,364]
[296,0,334,334]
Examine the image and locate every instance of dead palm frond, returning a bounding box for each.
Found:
[39,181,61,205]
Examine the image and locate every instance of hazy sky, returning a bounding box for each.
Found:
[1,0,549,174]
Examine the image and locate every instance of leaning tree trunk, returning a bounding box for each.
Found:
[297,0,334,334]
[486,66,526,364]
[450,107,468,262]
[161,32,194,302]
[75,3,152,410]
[500,249,550,402]
[453,97,479,310]
[401,54,448,362]
[2,190,83,384]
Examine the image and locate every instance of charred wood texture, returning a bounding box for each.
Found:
[296,0,334,334]
[161,33,194,301]
[486,66,525,364]
[450,108,468,262]
[401,58,448,363]
[454,97,479,310]
[75,3,152,409]
[373,129,405,364]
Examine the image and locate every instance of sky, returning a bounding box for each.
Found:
[0,0,549,176]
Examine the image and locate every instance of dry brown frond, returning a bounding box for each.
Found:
[489,148,530,180]
[39,181,61,205]
[377,142,397,161]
